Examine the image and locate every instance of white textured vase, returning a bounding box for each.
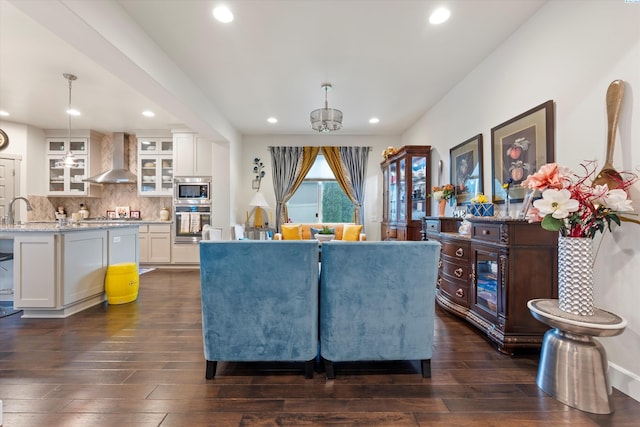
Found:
[557,236,594,316]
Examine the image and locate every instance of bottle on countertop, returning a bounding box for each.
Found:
[160,207,170,221]
[79,203,90,219]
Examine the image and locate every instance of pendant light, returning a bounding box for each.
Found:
[55,73,81,168]
[310,83,343,132]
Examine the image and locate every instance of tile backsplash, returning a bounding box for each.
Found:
[28,191,172,221]
[27,133,173,222]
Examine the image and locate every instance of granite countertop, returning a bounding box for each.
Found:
[0,221,147,233]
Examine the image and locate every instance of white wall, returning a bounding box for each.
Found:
[0,121,46,197]
[241,134,402,241]
[402,0,640,401]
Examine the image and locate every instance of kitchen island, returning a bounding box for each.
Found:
[0,222,139,318]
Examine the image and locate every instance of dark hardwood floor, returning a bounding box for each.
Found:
[1,269,639,426]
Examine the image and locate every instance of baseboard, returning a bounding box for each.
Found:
[609,361,640,403]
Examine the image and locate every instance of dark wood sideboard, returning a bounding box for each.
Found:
[423,216,558,354]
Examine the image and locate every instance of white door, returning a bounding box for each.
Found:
[0,157,17,220]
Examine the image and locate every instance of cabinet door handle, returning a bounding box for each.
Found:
[454,268,463,278]
[455,248,464,257]
[456,288,464,298]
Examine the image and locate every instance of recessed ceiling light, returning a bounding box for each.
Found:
[0,110,9,116]
[429,7,450,25]
[267,117,278,124]
[142,110,155,117]
[213,5,234,23]
[66,108,80,116]
[369,117,380,124]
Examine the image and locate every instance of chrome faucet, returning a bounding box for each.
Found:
[7,197,33,226]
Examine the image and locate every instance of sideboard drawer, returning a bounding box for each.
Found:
[442,259,470,282]
[472,223,501,243]
[424,220,439,233]
[439,277,470,307]
[441,240,470,260]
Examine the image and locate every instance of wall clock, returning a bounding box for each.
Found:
[0,129,8,150]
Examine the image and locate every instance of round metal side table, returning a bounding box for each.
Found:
[527,299,627,414]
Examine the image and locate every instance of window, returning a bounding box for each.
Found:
[287,155,354,223]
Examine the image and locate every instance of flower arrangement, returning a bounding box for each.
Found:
[523,161,637,238]
[471,194,489,204]
[430,184,455,202]
[468,193,494,217]
[381,146,397,160]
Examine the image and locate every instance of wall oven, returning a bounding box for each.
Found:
[173,176,212,243]
[174,205,212,243]
[174,176,211,205]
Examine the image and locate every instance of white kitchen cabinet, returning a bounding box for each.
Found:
[45,130,103,197]
[173,132,212,176]
[171,242,200,264]
[137,134,174,196]
[138,224,171,264]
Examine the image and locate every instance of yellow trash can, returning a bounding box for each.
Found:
[105,263,139,304]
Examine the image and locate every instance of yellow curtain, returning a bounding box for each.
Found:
[321,146,359,223]
[281,146,319,223]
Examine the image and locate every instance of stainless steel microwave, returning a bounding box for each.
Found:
[173,176,211,204]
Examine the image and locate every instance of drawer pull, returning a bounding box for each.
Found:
[482,229,490,235]
[456,288,464,298]
[438,259,443,269]
[437,278,443,287]
[455,248,464,257]
[454,268,463,278]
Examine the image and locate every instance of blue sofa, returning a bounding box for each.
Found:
[199,240,319,379]
[319,241,441,379]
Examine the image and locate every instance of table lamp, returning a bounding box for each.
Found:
[249,192,269,228]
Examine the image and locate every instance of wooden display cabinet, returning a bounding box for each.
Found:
[380,145,431,241]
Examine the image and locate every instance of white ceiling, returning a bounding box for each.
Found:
[0,0,546,139]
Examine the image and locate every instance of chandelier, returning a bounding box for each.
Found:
[310,83,343,132]
[55,73,82,168]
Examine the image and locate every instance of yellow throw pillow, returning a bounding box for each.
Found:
[342,224,363,241]
[281,224,302,240]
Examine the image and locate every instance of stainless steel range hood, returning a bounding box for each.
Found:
[84,132,137,184]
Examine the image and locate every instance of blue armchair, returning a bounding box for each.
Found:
[199,240,319,379]
[319,241,441,379]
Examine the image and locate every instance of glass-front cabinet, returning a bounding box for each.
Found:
[45,131,103,197]
[137,135,173,196]
[472,247,499,317]
[380,145,431,241]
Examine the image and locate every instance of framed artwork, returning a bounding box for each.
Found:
[130,210,141,219]
[106,210,116,219]
[450,134,483,204]
[491,100,555,203]
[115,206,130,218]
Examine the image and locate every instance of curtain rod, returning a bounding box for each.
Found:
[266,146,372,151]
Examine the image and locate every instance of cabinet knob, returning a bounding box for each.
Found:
[454,268,463,278]
[482,229,490,235]
[456,288,464,298]
[455,248,464,257]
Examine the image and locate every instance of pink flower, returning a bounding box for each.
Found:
[522,163,564,190]
[526,161,637,238]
